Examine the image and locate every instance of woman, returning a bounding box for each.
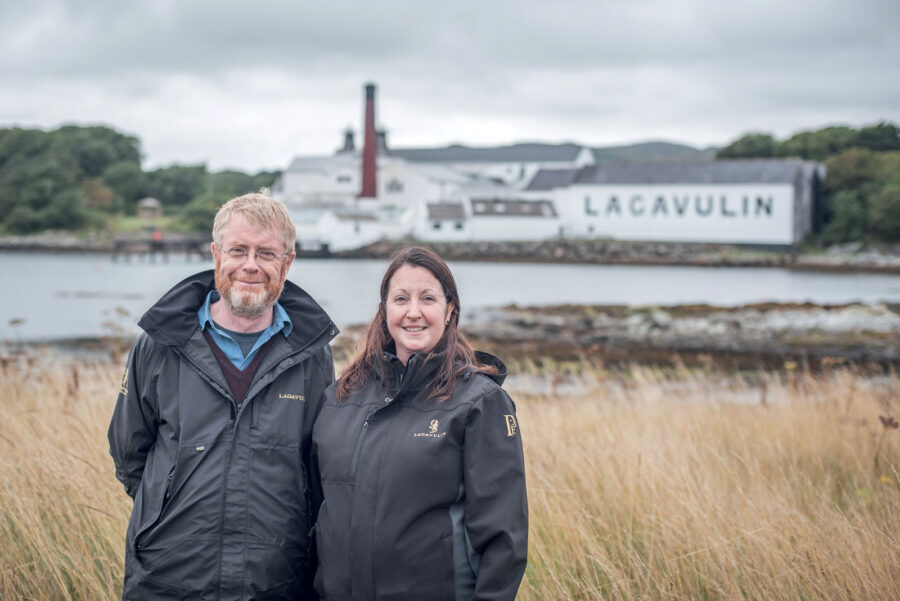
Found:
[312,246,528,601]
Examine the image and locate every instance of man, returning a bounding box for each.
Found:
[109,192,337,600]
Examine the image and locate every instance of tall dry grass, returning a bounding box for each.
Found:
[515,363,900,601]
[0,359,130,600]
[1,357,899,600]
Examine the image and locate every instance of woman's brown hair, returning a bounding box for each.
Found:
[337,246,495,402]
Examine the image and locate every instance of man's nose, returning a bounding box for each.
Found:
[242,252,262,269]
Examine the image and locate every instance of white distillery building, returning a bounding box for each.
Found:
[272,142,594,206]
[272,84,824,250]
[275,156,824,250]
[272,150,563,250]
[524,159,825,246]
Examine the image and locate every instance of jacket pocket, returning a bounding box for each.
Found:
[126,537,218,600]
[132,462,176,553]
[245,542,309,599]
[249,388,307,447]
[314,484,354,600]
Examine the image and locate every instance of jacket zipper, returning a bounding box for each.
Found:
[347,356,417,478]
[349,410,376,479]
[214,417,237,599]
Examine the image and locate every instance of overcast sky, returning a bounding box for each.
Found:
[2,0,898,172]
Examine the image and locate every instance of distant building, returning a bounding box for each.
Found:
[136,197,163,219]
[417,197,559,243]
[272,84,824,250]
[525,159,824,246]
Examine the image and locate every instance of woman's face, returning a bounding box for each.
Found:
[385,264,454,365]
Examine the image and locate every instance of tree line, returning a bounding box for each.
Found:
[0,125,278,235]
[716,122,900,243]
[2,122,898,244]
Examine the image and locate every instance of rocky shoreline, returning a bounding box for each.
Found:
[3,233,900,273]
[5,301,898,371]
[458,301,900,369]
[340,239,900,274]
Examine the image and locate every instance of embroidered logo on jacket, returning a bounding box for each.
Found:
[413,418,446,438]
[278,393,306,401]
[119,368,128,396]
[504,414,518,437]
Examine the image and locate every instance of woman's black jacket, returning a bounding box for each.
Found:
[312,350,528,601]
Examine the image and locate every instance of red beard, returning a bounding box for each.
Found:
[214,269,283,319]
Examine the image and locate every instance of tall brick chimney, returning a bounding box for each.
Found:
[359,83,377,198]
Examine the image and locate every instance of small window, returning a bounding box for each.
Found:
[432,221,442,230]
[337,175,352,183]
[387,178,404,193]
[454,222,464,230]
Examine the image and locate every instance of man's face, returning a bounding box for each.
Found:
[212,214,293,320]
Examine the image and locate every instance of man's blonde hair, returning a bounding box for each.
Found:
[213,192,296,252]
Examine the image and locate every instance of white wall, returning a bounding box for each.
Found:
[468,216,561,241]
[278,168,359,204]
[376,163,448,209]
[416,218,471,242]
[316,214,384,252]
[554,183,796,244]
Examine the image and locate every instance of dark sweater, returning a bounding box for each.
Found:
[202,329,273,404]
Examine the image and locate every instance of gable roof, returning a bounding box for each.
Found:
[427,203,466,220]
[391,143,587,163]
[470,198,558,218]
[137,197,162,207]
[524,168,581,191]
[526,159,814,190]
[287,154,358,171]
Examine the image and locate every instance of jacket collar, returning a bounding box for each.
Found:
[137,270,338,350]
[377,347,508,398]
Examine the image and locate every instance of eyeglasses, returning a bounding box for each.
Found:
[220,247,288,264]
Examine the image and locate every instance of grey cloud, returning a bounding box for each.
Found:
[1,0,898,169]
[6,0,898,81]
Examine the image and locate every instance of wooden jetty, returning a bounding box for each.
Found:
[111,233,211,262]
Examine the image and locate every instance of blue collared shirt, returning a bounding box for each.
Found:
[198,290,293,370]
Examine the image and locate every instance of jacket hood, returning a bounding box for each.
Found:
[473,350,508,386]
[137,270,338,349]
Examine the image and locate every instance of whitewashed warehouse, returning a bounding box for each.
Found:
[525,159,825,245]
[271,84,825,250]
